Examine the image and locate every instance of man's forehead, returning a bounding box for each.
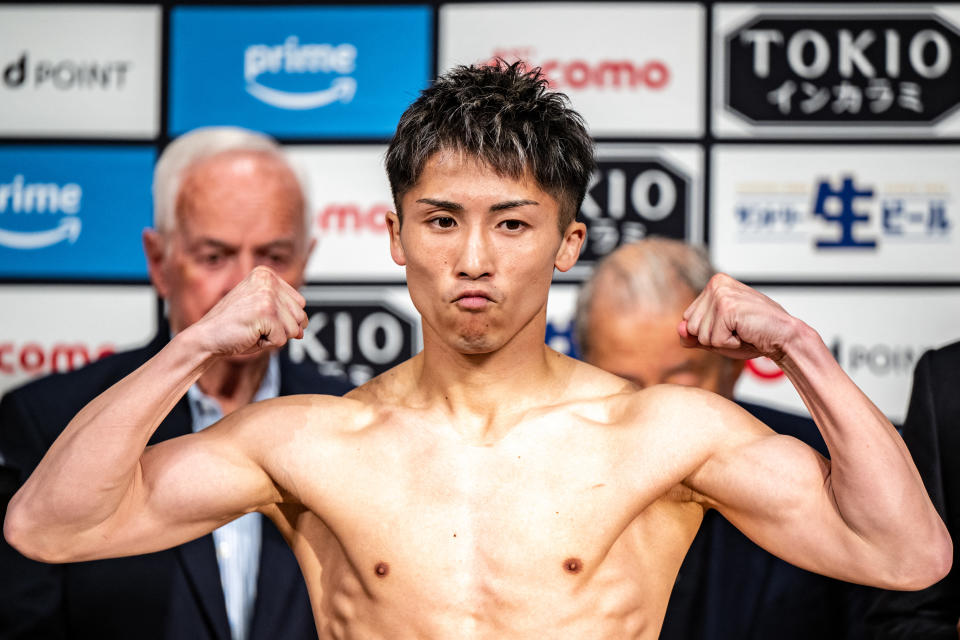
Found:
[407,151,550,205]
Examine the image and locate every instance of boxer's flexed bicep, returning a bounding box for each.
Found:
[673,394,940,590]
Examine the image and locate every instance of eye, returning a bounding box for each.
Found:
[499,219,526,231]
[430,216,456,229]
[198,252,224,267]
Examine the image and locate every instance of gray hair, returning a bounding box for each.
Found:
[575,237,715,358]
[152,126,308,234]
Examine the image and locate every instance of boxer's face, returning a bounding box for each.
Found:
[145,151,312,341]
[583,299,743,398]
[388,151,584,355]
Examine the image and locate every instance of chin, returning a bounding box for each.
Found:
[452,332,498,355]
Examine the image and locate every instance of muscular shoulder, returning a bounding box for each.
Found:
[223,393,376,443]
[607,384,776,469]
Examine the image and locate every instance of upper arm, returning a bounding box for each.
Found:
[664,389,875,584]
[72,396,304,561]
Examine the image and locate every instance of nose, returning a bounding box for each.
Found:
[455,223,493,280]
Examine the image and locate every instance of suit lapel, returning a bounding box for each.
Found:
[162,398,233,640]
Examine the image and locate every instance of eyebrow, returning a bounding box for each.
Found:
[191,238,296,252]
[415,198,540,212]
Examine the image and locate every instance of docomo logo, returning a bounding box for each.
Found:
[0,342,114,376]
[315,202,391,233]
[244,36,358,110]
[0,174,83,250]
[489,49,670,91]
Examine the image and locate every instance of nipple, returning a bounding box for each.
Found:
[563,557,583,574]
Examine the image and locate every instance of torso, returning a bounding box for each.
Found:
[261,356,713,639]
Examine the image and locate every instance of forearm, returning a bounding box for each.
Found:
[779,321,950,586]
[4,329,214,557]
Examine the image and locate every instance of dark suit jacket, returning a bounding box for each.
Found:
[0,331,352,640]
[659,401,870,640]
[867,341,960,639]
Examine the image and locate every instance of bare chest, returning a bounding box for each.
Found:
[288,415,695,628]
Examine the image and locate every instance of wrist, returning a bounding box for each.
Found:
[775,319,831,378]
[170,323,220,368]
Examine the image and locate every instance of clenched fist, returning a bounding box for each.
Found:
[184,266,308,358]
[677,273,803,363]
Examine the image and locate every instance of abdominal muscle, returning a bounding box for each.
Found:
[279,490,703,640]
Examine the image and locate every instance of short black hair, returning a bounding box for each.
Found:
[385,60,596,230]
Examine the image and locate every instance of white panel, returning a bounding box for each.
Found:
[711,145,960,280]
[286,145,403,282]
[440,2,705,137]
[0,5,160,138]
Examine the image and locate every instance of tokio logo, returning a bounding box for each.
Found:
[0,174,83,250]
[724,13,960,125]
[577,156,689,267]
[2,52,131,91]
[489,48,670,92]
[243,36,358,110]
[289,297,418,386]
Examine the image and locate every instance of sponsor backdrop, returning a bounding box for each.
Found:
[1,1,958,426]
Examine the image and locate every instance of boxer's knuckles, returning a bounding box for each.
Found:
[193,266,307,357]
[682,274,796,360]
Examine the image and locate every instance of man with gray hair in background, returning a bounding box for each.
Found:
[0,126,351,640]
[575,237,868,640]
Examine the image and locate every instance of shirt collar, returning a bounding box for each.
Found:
[186,353,281,432]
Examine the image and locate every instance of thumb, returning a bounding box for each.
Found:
[677,320,699,348]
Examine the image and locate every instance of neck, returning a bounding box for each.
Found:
[196,352,271,415]
[413,315,572,443]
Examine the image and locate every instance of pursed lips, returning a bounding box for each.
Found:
[453,289,495,311]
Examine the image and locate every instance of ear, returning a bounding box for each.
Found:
[142,229,170,298]
[554,221,586,272]
[386,210,406,266]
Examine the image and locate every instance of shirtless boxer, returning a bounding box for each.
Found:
[4,62,951,639]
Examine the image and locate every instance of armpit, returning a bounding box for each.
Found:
[667,483,710,506]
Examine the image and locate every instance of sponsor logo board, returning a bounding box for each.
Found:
[735,287,960,423]
[0,5,159,138]
[564,144,704,281]
[439,3,704,137]
[0,286,157,398]
[170,6,431,138]
[294,286,421,387]
[711,145,960,281]
[285,145,402,282]
[0,147,155,279]
[714,4,960,137]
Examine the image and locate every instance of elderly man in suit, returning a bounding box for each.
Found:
[0,126,351,640]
